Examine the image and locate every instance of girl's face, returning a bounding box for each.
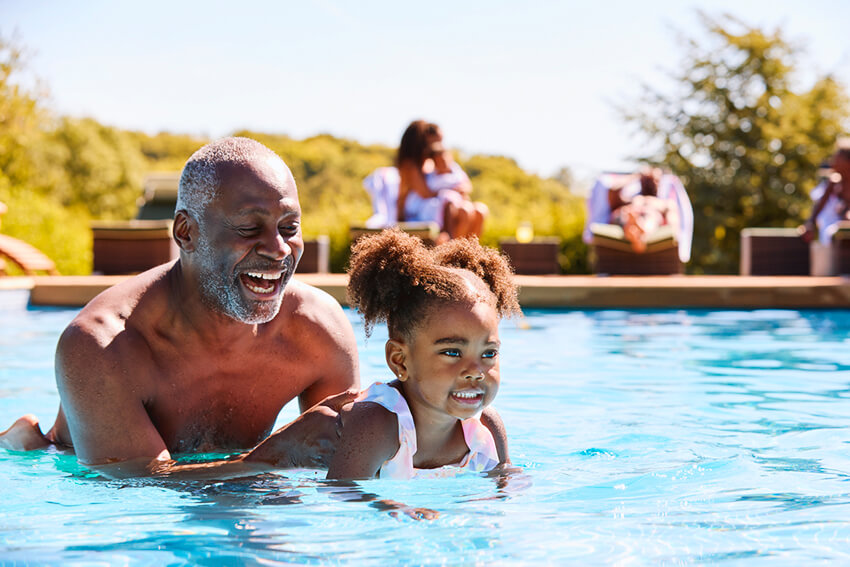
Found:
[396,299,501,423]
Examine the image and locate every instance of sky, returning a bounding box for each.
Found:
[2,0,849,189]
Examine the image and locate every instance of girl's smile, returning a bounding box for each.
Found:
[395,299,501,422]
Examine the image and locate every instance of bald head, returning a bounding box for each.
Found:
[177,137,287,221]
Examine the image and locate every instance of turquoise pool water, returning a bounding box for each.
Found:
[2,289,850,564]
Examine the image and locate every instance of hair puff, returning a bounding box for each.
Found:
[347,229,520,338]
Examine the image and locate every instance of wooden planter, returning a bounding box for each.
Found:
[499,238,561,275]
[91,220,177,275]
[740,228,809,276]
[299,236,330,273]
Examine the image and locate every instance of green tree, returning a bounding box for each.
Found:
[464,154,587,273]
[0,32,588,275]
[0,36,147,273]
[51,117,146,219]
[0,35,90,274]
[623,13,850,273]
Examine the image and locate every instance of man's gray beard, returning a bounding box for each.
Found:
[195,238,285,324]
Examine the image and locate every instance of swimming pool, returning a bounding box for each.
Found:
[2,288,850,564]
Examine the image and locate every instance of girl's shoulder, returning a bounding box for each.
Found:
[329,389,401,478]
[338,384,403,455]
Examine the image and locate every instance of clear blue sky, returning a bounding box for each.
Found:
[2,0,849,187]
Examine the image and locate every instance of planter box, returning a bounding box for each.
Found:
[740,228,809,276]
[499,238,561,275]
[299,236,330,273]
[91,220,177,275]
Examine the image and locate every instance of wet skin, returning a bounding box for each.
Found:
[2,156,359,477]
[327,294,509,480]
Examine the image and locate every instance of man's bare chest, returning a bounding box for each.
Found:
[144,354,311,454]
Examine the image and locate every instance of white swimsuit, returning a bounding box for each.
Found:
[357,382,500,479]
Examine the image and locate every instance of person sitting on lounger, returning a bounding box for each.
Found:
[396,120,487,242]
[799,140,850,244]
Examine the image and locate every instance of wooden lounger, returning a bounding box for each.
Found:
[590,223,682,275]
[349,221,441,246]
[0,234,59,275]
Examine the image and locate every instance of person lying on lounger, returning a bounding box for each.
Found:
[608,167,680,253]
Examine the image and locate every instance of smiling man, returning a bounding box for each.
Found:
[0,138,360,478]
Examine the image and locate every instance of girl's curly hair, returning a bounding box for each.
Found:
[347,228,520,338]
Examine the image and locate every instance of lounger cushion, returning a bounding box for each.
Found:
[589,223,677,253]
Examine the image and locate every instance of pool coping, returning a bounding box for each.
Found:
[6,274,850,309]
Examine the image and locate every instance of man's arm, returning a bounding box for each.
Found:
[56,322,273,480]
[244,284,360,469]
[55,322,172,474]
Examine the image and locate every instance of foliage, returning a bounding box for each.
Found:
[0,191,91,275]
[622,13,850,273]
[50,117,147,219]
[0,32,587,275]
[130,130,208,172]
[0,35,149,273]
[463,154,587,273]
[230,131,588,273]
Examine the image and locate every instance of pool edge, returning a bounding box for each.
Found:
[20,274,850,309]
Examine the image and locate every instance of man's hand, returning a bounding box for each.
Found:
[245,390,359,469]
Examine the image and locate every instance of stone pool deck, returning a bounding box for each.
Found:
[3,274,850,309]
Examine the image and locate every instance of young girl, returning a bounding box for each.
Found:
[327,228,520,480]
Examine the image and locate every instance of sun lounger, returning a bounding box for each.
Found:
[137,173,179,220]
[827,221,850,275]
[91,220,177,274]
[0,234,59,275]
[589,223,682,275]
[583,173,692,274]
[349,221,440,246]
[352,167,440,245]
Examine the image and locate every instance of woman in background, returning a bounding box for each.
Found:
[396,120,487,242]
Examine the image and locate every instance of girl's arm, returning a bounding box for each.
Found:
[481,407,510,465]
[326,401,399,480]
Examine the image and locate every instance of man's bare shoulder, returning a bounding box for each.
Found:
[280,278,353,339]
[276,278,360,406]
[62,263,175,350]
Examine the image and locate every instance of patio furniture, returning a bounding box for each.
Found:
[298,236,330,273]
[589,223,682,275]
[91,220,177,275]
[582,172,693,275]
[499,237,561,275]
[0,234,59,275]
[349,221,440,247]
[739,228,810,276]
